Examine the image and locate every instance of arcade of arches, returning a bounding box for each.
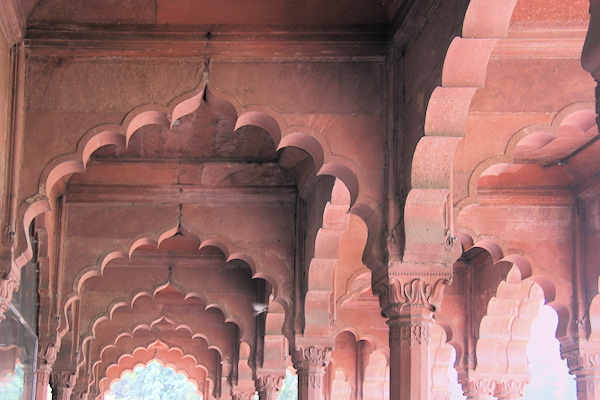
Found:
[2,0,600,399]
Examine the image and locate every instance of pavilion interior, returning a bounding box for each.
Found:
[1,0,600,399]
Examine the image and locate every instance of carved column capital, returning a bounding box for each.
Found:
[563,344,600,372]
[458,376,496,399]
[373,274,451,319]
[459,372,528,400]
[256,374,284,391]
[494,378,528,400]
[562,342,600,399]
[256,374,284,400]
[292,339,333,400]
[50,370,78,400]
[232,391,255,400]
[292,345,332,370]
[50,370,77,389]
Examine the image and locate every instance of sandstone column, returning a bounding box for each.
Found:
[256,374,284,400]
[374,274,451,400]
[35,341,57,400]
[50,370,77,400]
[292,342,333,400]
[564,342,600,400]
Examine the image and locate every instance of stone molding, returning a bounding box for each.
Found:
[373,276,451,318]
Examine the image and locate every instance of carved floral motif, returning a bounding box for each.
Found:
[373,276,451,318]
[459,375,528,399]
[51,371,77,389]
[563,346,600,395]
[459,377,495,397]
[233,391,254,400]
[494,379,527,399]
[564,349,600,371]
[256,375,284,391]
[293,345,332,368]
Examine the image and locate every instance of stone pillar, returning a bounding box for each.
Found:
[35,342,57,400]
[256,374,284,400]
[388,311,432,400]
[50,371,77,400]
[374,274,451,400]
[563,342,600,400]
[292,342,333,400]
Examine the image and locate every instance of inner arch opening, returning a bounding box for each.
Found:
[106,360,202,400]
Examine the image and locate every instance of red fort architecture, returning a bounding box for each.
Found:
[1,0,600,399]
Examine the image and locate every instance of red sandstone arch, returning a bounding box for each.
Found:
[72,228,264,335]
[88,315,222,398]
[99,341,211,399]
[304,179,352,337]
[412,0,591,266]
[405,0,517,265]
[362,350,389,400]
[82,286,233,360]
[11,82,382,289]
[458,103,599,209]
[444,234,571,396]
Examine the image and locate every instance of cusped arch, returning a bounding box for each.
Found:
[407,0,521,263]
[9,81,381,318]
[99,342,210,399]
[457,103,599,209]
[72,224,273,327]
[83,284,235,360]
[474,258,567,377]
[90,317,221,396]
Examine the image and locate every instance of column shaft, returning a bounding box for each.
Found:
[388,315,432,400]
